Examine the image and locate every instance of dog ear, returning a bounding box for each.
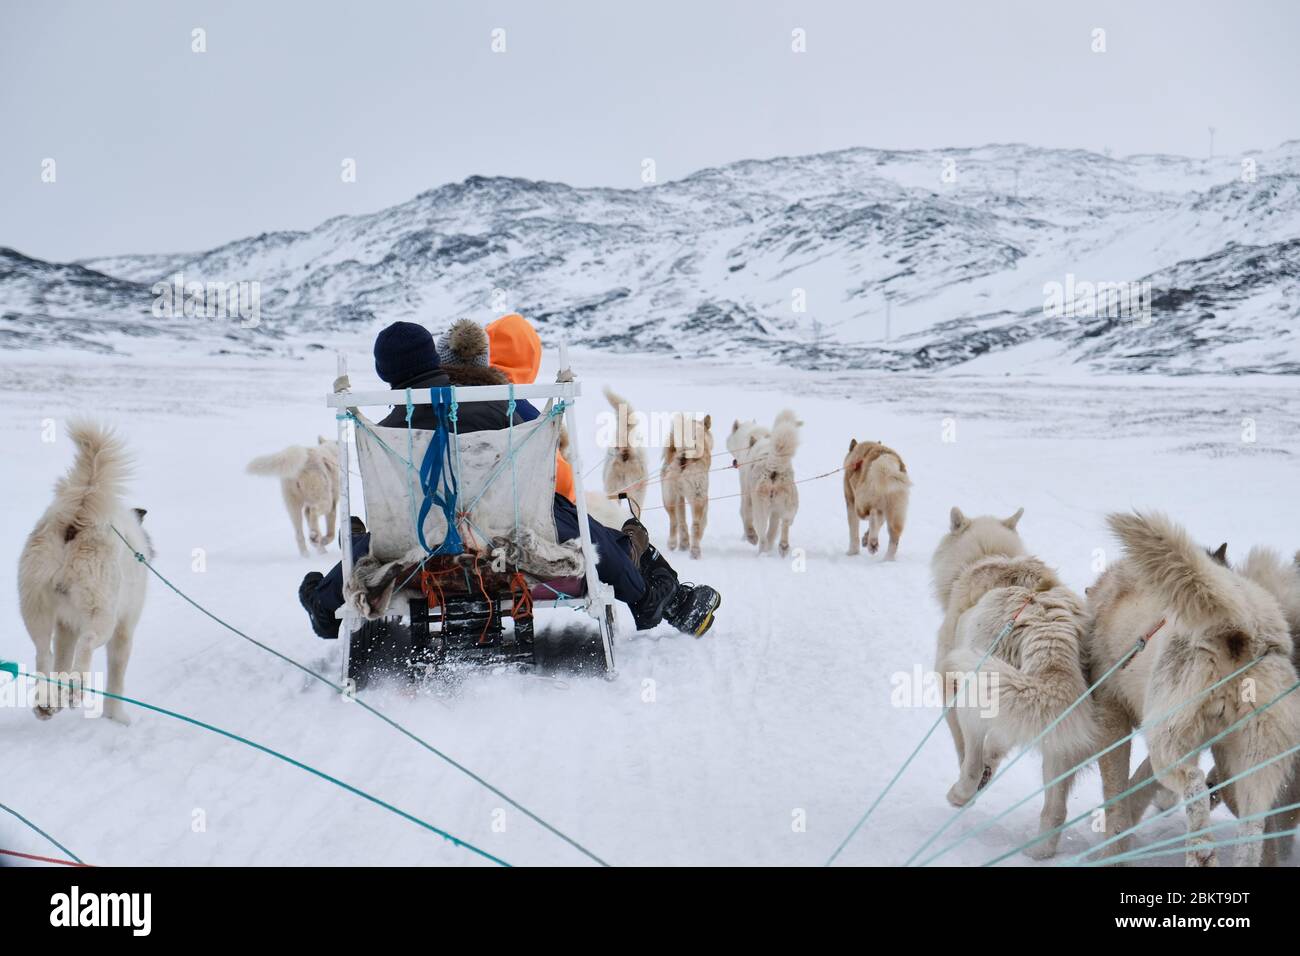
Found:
[133,507,148,523]
[732,419,740,433]
[1210,542,1229,565]
[318,435,327,444]
[950,507,968,532]
[848,438,857,451]
[702,414,712,431]
[1003,507,1025,530]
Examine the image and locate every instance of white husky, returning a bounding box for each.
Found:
[18,421,151,724]
[748,410,802,557]
[247,438,340,557]
[931,506,1096,858]
[1087,513,1300,866]
[725,418,770,545]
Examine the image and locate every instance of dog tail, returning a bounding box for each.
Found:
[1108,510,1238,625]
[57,420,131,535]
[603,386,639,445]
[1240,546,1300,639]
[247,446,309,478]
[866,452,911,493]
[947,588,1096,755]
[771,409,801,459]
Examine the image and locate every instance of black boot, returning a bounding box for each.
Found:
[663,583,722,637]
[298,571,340,639]
[629,541,722,636]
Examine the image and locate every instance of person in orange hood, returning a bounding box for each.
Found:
[486,312,575,502]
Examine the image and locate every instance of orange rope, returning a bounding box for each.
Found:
[509,571,534,622]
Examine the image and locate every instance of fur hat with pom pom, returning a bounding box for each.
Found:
[435,319,490,368]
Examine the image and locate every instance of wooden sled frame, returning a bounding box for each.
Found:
[325,343,617,680]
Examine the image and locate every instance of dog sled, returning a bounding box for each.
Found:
[325,346,617,685]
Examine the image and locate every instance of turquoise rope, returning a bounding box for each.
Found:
[1063,679,1300,866]
[404,389,421,539]
[107,525,610,867]
[14,668,508,867]
[904,638,1142,866]
[1083,823,1300,868]
[460,400,567,517]
[0,796,84,865]
[1074,783,1300,869]
[917,651,1268,867]
[824,601,1030,866]
[979,665,1293,867]
[507,384,520,535]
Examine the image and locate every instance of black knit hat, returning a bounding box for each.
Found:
[373,321,439,387]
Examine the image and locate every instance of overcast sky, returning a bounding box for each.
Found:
[3,0,1297,262]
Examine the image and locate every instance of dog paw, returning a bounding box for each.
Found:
[1022,840,1060,861]
[105,704,133,726]
[1187,843,1219,867]
[866,539,880,555]
[744,530,758,545]
[690,547,701,559]
[32,704,58,721]
[779,544,789,557]
[945,783,974,808]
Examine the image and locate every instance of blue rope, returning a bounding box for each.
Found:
[104,524,611,867]
[404,390,420,539]
[0,795,84,864]
[903,636,1143,866]
[460,400,567,517]
[414,387,463,555]
[976,657,1284,867]
[507,384,520,535]
[824,598,1032,866]
[1061,678,1300,866]
[11,667,509,867]
[915,649,1270,867]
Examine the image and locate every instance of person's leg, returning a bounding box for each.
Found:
[551,496,721,635]
[551,495,645,605]
[299,532,370,638]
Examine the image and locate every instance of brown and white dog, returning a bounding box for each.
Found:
[18,421,151,724]
[247,438,340,557]
[661,412,713,558]
[1087,512,1300,866]
[843,439,911,561]
[602,386,649,514]
[931,506,1096,858]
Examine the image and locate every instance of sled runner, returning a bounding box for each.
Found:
[325,346,616,685]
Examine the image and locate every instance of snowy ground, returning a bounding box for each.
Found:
[1,344,1297,867]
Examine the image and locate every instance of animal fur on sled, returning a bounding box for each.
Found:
[344,528,588,619]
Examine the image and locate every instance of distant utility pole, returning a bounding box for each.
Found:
[1209,127,1216,159]
[1012,168,1020,199]
[810,317,823,352]
[884,296,892,342]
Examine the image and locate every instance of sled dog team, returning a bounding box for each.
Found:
[604,390,914,564]
[16,326,1300,869]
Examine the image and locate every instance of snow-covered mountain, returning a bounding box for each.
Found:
[3,142,1299,373]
